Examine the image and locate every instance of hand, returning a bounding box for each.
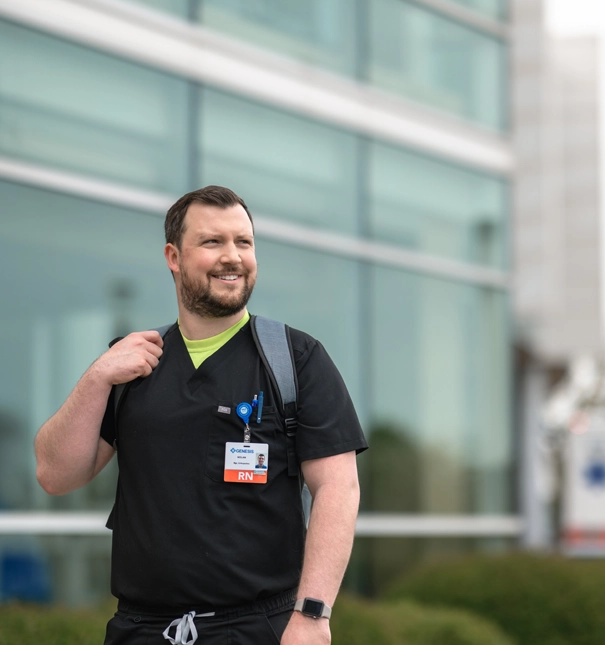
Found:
[92,331,164,386]
[280,611,330,645]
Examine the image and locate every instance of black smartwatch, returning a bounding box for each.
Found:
[293,597,332,619]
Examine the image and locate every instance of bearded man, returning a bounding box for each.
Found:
[35,185,367,645]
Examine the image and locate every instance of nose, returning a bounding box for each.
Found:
[220,241,241,265]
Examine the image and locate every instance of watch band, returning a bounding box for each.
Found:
[294,597,332,619]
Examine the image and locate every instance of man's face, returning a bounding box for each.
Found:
[257,455,265,466]
[168,202,257,319]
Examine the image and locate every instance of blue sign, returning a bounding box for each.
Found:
[584,459,605,488]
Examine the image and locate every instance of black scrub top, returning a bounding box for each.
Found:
[100,320,367,611]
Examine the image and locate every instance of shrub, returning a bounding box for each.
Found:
[0,602,108,645]
[387,552,605,645]
[332,593,515,645]
[331,594,392,645]
[0,594,514,645]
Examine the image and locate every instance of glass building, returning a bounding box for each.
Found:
[0,0,514,604]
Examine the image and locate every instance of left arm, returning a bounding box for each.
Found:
[281,450,360,645]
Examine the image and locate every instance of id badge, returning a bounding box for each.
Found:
[224,442,269,484]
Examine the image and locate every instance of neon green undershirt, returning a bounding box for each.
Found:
[180,312,250,369]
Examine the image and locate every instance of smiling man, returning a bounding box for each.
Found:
[34,186,367,645]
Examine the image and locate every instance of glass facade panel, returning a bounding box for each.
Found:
[364,266,512,515]
[196,0,357,77]
[199,89,360,234]
[369,141,508,269]
[368,0,507,131]
[0,21,189,194]
[121,0,189,18]
[0,180,176,512]
[112,0,508,130]
[449,0,507,22]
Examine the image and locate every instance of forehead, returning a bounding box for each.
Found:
[183,202,253,237]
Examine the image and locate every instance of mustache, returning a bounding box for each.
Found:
[211,266,246,274]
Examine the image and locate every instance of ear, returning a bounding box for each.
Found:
[164,243,180,274]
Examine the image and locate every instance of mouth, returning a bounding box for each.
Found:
[212,274,242,283]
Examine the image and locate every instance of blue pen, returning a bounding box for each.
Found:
[256,391,264,423]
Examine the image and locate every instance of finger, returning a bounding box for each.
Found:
[144,342,164,359]
[139,361,154,378]
[145,353,160,369]
[138,330,164,347]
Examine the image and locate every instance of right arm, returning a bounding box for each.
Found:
[35,331,163,496]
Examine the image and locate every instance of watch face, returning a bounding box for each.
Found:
[303,599,324,617]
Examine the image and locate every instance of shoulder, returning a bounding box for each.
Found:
[250,315,334,370]
[251,315,320,360]
[162,322,180,343]
[109,322,179,348]
[287,326,336,373]
[287,326,319,355]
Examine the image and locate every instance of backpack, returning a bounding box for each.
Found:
[112,315,312,522]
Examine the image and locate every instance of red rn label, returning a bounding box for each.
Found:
[224,470,267,484]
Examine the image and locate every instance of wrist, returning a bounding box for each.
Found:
[293,597,332,619]
[87,360,115,390]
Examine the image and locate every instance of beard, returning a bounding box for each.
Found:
[179,264,255,319]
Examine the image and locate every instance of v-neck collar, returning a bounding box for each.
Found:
[169,320,252,395]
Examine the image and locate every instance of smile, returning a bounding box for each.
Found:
[213,274,241,282]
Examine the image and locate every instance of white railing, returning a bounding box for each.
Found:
[0,512,523,537]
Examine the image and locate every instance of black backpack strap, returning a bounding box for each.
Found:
[112,324,174,446]
[250,315,299,477]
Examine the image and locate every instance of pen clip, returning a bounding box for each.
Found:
[256,391,264,424]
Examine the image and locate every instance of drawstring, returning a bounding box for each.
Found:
[163,611,198,645]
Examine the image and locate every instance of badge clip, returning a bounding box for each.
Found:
[236,402,253,443]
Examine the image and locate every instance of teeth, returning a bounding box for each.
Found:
[215,275,238,281]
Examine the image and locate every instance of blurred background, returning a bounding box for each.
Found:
[2,0,605,638]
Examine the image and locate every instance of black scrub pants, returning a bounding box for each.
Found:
[104,590,294,645]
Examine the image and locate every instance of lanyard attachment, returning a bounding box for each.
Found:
[236,402,253,443]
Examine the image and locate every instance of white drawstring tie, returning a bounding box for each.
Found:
[163,611,198,645]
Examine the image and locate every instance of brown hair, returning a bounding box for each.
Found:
[165,186,253,249]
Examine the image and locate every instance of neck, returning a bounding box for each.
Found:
[177,307,248,340]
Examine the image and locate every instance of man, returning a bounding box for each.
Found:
[35,186,367,645]
[256,454,267,469]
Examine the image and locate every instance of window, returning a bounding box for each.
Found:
[368,0,507,131]
[449,0,507,22]
[0,21,189,193]
[369,141,509,269]
[199,89,360,235]
[366,265,512,514]
[0,180,175,512]
[196,0,357,76]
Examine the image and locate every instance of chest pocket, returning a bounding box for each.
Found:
[205,403,282,482]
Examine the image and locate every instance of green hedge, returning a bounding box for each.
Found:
[387,553,605,645]
[332,593,515,645]
[0,595,513,645]
[0,602,108,645]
